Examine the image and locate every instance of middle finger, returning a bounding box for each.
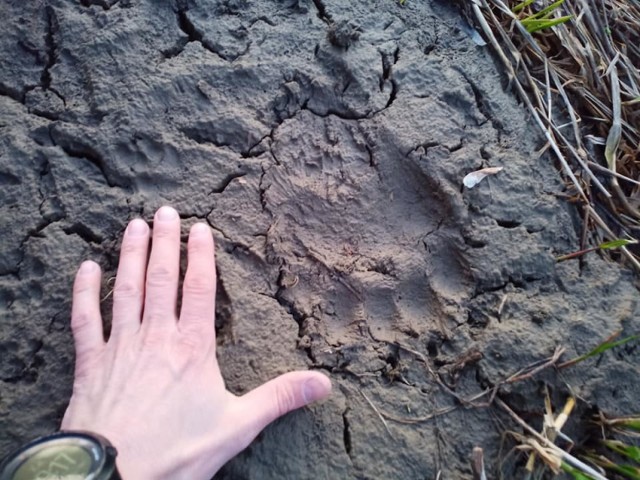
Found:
[142,206,181,332]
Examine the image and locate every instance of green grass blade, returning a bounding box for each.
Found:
[523,16,572,33]
[529,0,567,20]
[589,455,640,480]
[609,465,640,480]
[560,333,639,368]
[561,462,597,480]
[613,418,640,433]
[599,238,638,250]
[603,440,640,462]
[512,0,536,14]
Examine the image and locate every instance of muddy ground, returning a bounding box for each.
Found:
[1,0,638,478]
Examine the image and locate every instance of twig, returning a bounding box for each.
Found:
[375,404,460,425]
[360,390,394,438]
[495,397,608,480]
[464,0,640,271]
[504,346,565,384]
[471,447,488,480]
[100,276,117,302]
[378,342,564,424]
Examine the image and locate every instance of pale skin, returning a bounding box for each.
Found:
[61,206,332,478]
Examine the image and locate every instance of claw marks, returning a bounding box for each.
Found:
[452,67,505,134]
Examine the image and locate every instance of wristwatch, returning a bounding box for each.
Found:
[0,431,120,480]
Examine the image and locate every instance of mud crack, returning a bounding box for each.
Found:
[274,271,308,334]
[167,1,228,61]
[41,7,59,91]
[380,46,399,109]
[342,407,353,461]
[49,126,127,189]
[258,165,270,212]
[311,0,332,25]
[0,7,65,109]
[0,82,23,104]
[63,223,103,244]
[209,172,247,195]
[300,102,370,121]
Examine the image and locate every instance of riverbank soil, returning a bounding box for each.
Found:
[1,0,638,478]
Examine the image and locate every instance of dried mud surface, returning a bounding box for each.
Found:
[1,0,638,478]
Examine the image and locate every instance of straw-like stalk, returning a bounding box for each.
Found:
[461,0,640,271]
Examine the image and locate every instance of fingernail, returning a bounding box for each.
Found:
[191,223,209,235]
[79,261,97,274]
[127,219,148,236]
[157,206,178,221]
[302,376,332,404]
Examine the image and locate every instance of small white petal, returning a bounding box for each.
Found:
[463,167,504,189]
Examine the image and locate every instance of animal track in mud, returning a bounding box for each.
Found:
[260,111,471,358]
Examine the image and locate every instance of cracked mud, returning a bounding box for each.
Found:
[1,0,639,478]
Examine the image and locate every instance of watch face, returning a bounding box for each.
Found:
[0,433,113,480]
[11,444,92,480]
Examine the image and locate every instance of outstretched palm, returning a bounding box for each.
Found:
[61,206,331,479]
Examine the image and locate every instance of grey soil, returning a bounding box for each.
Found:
[1,0,638,478]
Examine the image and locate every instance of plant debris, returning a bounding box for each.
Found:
[463,166,504,188]
[459,0,640,270]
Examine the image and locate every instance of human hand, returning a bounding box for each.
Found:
[60,206,332,479]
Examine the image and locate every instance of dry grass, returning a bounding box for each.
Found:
[461,0,640,270]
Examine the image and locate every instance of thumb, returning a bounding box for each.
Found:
[235,371,332,439]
